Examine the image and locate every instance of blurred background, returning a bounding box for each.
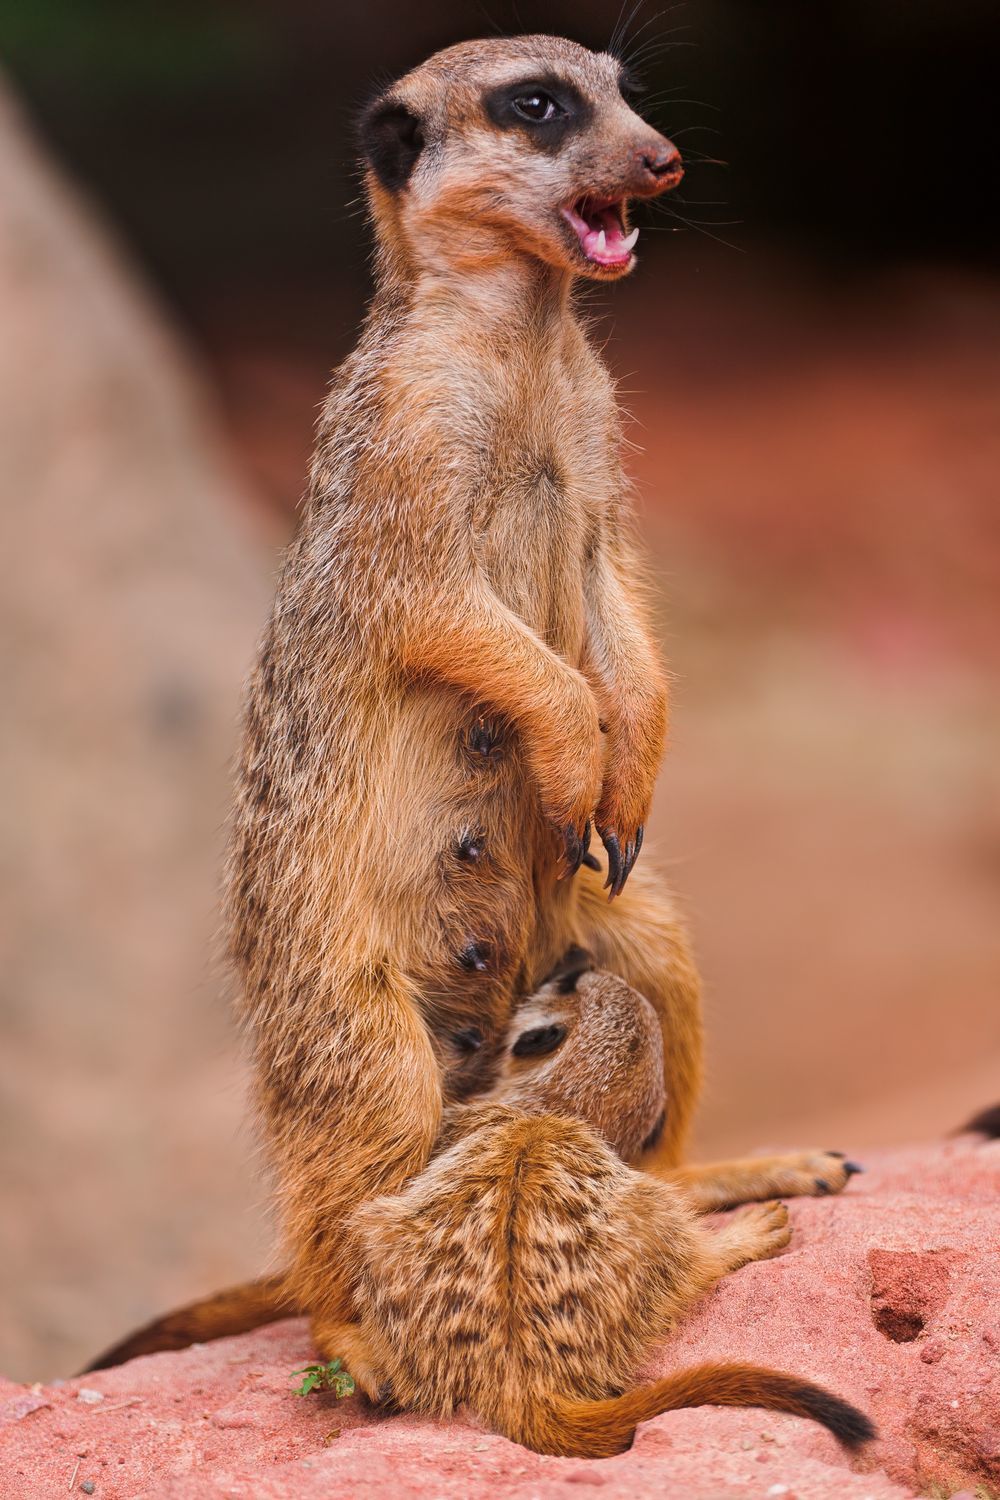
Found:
[1,0,998,1381]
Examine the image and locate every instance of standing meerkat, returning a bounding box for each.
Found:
[84,35,862,1374]
[336,959,874,1458]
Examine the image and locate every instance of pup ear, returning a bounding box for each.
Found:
[511,1022,567,1059]
[543,944,594,994]
[359,96,425,191]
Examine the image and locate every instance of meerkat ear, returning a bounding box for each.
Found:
[544,944,594,994]
[359,96,425,191]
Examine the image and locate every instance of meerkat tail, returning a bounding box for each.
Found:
[956,1102,1000,1139]
[79,1274,295,1373]
[523,1362,876,1459]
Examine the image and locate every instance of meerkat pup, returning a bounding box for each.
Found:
[333,957,874,1459]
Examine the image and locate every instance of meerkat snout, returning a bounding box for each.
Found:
[638,138,683,184]
[358,35,683,282]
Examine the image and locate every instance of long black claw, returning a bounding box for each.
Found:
[843,1161,865,1176]
[612,825,644,897]
[615,840,633,899]
[581,851,601,871]
[560,823,588,878]
[601,830,622,896]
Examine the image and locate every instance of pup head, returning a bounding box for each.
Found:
[488,948,667,1162]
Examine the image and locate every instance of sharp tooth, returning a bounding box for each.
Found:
[622,227,640,252]
[595,229,607,254]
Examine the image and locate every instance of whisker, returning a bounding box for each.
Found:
[667,124,723,138]
[612,0,692,59]
[623,32,698,69]
[652,204,745,251]
[618,7,671,57]
[608,0,646,58]
[670,153,729,166]
[471,0,507,38]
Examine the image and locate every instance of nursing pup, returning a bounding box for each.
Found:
[334,961,874,1458]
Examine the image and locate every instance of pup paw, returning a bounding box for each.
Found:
[738,1198,792,1259]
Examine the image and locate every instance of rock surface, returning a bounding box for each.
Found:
[2,1135,996,1500]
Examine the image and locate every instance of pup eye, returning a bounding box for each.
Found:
[511,1023,566,1058]
[513,91,562,123]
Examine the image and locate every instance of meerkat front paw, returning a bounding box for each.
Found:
[594,755,657,897]
[594,773,649,897]
[559,818,593,877]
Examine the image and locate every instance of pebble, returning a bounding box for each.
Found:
[76,1389,104,1405]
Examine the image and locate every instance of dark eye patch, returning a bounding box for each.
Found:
[511,1023,567,1058]
[482,74,592,152]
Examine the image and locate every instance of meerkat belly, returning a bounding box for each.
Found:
[472,450,592,661]
[362,681,559,1095]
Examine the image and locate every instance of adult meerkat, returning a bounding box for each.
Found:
[335,960,873,1458]
[85,35,861,1373]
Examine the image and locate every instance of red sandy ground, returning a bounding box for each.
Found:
[3,1133,997,1500]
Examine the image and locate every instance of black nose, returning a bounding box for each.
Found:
[640,139,683,185]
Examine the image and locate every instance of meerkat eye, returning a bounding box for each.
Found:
[484,79,587,144]
[512,91,563,123]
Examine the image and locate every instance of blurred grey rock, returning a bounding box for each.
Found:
[0,74,273,1379]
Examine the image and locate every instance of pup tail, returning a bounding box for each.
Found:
[80,1274,295,1373]
[520,1361,876,1459]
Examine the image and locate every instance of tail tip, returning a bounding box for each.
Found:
[956,1102,1000,1139]
[806,1387,877,1448]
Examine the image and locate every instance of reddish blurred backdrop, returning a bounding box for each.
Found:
[1,0,998,1379]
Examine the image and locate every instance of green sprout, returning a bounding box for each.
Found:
[291,1357,356,1399]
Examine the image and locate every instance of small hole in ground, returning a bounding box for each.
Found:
[872,1304,924,1343]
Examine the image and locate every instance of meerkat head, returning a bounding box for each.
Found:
[486,948,667,1162]
[359,36,682,283]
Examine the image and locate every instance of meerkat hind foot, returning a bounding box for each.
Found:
[711,1200,791,1274]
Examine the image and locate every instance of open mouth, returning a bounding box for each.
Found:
[562,197,639,267]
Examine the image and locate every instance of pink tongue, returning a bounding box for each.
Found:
[582,209,630,263]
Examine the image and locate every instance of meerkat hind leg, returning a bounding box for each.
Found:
[570,866,863,1203]
[666,1152,864,1213]
[572,860,703,1170]
[311,1317,384,1402]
